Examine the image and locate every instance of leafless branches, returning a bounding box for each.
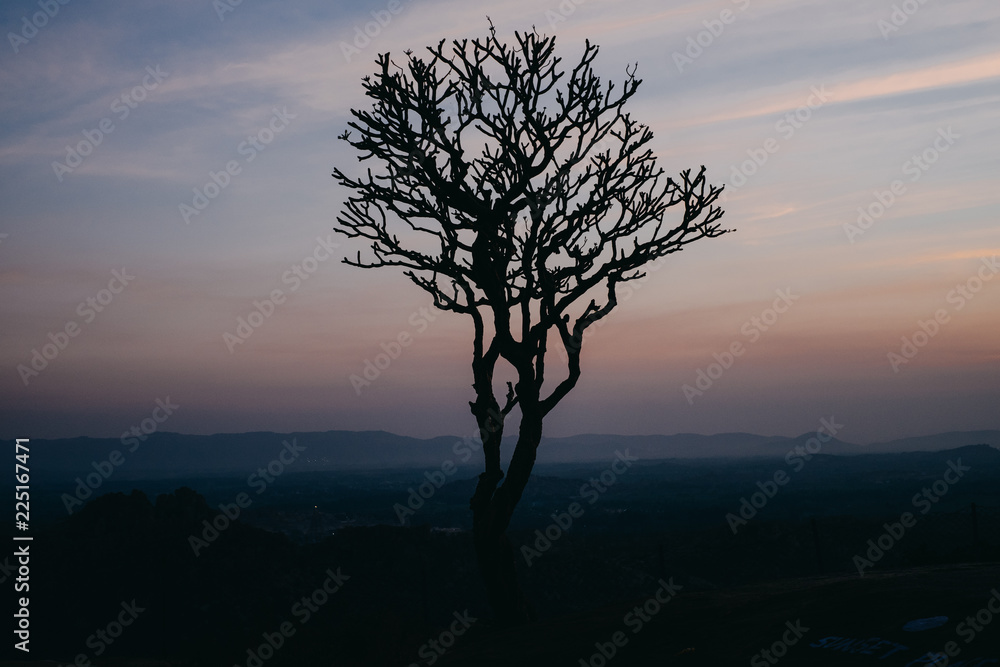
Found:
[332,24,729,419]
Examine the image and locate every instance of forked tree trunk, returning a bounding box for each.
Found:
[470,408,543,626]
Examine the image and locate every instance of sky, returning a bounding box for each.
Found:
[1,0,998,445]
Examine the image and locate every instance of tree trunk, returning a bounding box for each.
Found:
[472,523,533,626]
[470,406,543,626]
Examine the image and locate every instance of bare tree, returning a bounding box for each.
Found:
[332,22,729,626]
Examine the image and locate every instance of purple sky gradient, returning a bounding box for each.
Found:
[1,0,998,444]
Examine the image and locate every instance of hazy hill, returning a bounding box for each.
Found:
[531,431,863,461]
[865,430,1000,453]
[18,428,999,482]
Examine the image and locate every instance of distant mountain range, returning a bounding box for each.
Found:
[18,428,1000,482]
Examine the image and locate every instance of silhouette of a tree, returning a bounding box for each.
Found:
[332,22,729,625]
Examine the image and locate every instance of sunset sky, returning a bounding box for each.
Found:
[2,0,998,444]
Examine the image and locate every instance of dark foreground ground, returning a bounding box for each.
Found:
[437,563,1000,666]
[4,445,1000,666]
[5,563,1000,666]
